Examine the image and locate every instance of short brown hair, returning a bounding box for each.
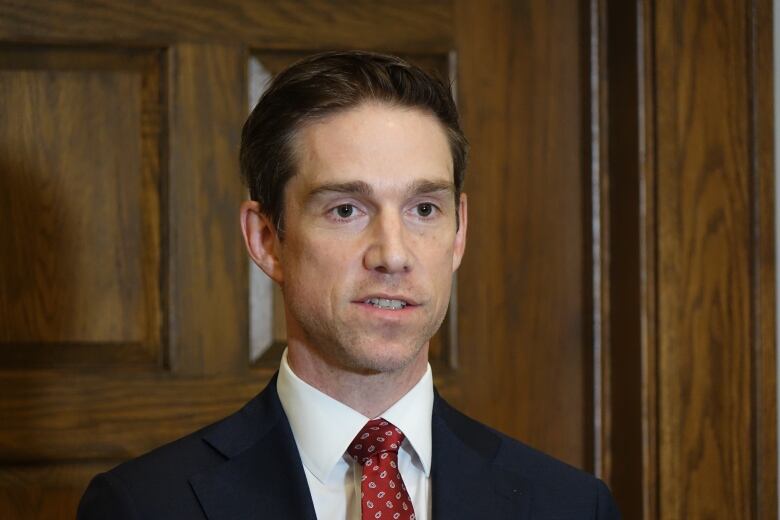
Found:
[239,50,468,238]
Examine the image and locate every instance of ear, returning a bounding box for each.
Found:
[452,192,468,272]
[240,200,284,284]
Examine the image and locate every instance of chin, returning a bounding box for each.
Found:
[337,340,427,375]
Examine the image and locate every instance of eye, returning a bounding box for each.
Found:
[335,204,355,218]
[329,203,362,221]
[414,202,436,217]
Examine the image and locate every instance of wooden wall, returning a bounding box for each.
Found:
[0,1,776,519]
[595,0,777,518]
[454,0,592,470]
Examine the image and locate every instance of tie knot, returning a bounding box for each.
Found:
[347,418,405,464]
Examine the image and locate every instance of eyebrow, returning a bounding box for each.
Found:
[307,181,374,200]
[407,180,455,196]
[305,179,455,202]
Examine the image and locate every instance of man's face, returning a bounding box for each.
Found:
[273,102,467,375]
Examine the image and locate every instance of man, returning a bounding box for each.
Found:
[78,51,619,519]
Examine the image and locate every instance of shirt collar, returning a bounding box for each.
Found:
[380,365,433,477]
[276,349,434,484]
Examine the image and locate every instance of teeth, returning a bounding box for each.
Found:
[364,298,407,310]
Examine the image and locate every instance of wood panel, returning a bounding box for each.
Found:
[0,3,477,519]
[656,0,751,515]
[0,48,162,360]
[0,369,271,461]
[454,0,591,469]
[551,0,780,517]
[0,463,115,520]
[638,2,659,516]
[0,0,452,52]
[594,1,778,517]
[167,43,248,376]
[752,1,777,517]
[1,3,774,519]
[0,368,266,516]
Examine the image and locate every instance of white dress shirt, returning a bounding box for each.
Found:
[277,349,433,520]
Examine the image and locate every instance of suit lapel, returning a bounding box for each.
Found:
[189,376,317,520]
[431,394,531,520]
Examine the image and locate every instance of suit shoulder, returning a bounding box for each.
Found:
[109,382,277,485]
[435,397,619,517]
[81,420,224,518]
[81,391,271,519]
[111,422,221,483]
[494,427,597,487]
[79,426,221,519]
[78,471,141,519]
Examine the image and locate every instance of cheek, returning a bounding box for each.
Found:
[286,236,358,295]
[412,234,456,290]
[413,230,456,266]
[282,254,334,326]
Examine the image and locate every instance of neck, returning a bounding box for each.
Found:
[285,341,429,418]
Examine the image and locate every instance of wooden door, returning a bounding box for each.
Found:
[0,2,596,518]
[594,0,777,518]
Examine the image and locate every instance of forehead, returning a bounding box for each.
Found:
[290,103,453,193]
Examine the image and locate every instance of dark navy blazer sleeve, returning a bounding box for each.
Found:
[78,472,140,520]
[596,478,621,520]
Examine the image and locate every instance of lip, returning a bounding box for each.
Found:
[352,300,419,320]
[354,294,421,306]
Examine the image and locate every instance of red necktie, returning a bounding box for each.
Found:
[348,418,416,520]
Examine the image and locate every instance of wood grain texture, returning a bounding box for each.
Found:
[638,0,659,516]
[0,51,161,349]
[0,343,158,369]
[454,0,590,469]
[593,0,776,517]
[654,0,756,517]
[0,486,81,520]
[0,369,272,461]
[0,4,465,519]
[0,0,452,52]
[138,50,164,362]
[0,462,116,520]
[167,43,248,375]
[750,0,777,516]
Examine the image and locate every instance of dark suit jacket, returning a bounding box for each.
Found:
[78,376,620,519]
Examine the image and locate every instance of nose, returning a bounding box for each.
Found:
[363,211,412,274]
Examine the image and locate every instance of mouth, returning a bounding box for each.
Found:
[356,295,420,311]
[363,297,408,310]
